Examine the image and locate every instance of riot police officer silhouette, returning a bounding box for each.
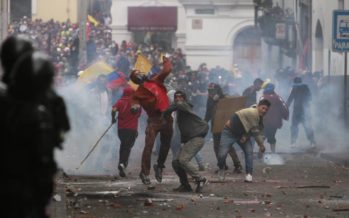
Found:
[0,37,70,217]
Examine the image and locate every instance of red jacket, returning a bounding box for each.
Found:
[132,58,171,117]
[260,92,289,129]
[113,87,141,130]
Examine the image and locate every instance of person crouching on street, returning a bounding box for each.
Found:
[111,86,141,177]
[218,99,270,182]
[163,91,209,192]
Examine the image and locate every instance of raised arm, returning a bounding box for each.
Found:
[153,56,172,83]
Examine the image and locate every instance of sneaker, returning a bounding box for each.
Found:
[233,165,243,174]
[139,172,151,185]
[153,164,163,183]
[244,173,253,183]
[173,184,193,192]
[218,169,225,181]
[118,164,126,177]
[195,177,207,193]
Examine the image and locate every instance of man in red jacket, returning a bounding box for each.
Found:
[260,83,289,153]
[130,57,173,185]
[111,86,141,177]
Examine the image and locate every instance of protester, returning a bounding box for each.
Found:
[242,78,264,107]
[111,86,141,177]
[286,77,316,147]
[163,91,209,192]
[217,99,270,182]
[260,83,289,153]
[130,56,173,185]
[204,83,243,173]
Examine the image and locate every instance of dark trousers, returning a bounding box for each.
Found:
[291,113,315,144]
[264,127,277,144]
[213,132,241,168]
[141,116,173,175]
[118,129,138,167]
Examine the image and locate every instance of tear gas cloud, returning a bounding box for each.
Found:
[54,82,146,176]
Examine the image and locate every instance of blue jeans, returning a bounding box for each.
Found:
[218,128,254,174]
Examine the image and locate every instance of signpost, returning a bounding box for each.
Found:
[333,10,349,124]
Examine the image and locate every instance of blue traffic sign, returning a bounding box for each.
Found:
[333,10,349,52]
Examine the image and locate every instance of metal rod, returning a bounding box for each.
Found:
[76,123,114,170]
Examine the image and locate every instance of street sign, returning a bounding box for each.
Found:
[332,10,349,52]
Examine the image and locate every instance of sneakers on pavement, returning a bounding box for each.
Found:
[244,173,253,183]
[139,172,151,185]
[218,169,225,181]
[153,164,163,183]
[173,184,193,192]
[195,177,207,193]
[118,163,126,177]
[233,165,243,174]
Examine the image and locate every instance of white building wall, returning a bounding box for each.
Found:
[184,5,254,70]
[111,0,256,70]
[110,0,186,50]
[311,0,349,76]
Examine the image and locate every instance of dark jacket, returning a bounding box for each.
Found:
[260,92,289,129]
[163,100,208,143]
[242,86,257,107]
[286,83,311,116]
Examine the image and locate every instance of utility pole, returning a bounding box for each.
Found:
[78,0,89,68]
[0,0,9,42]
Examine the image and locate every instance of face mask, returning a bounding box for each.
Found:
[134,74,146,84]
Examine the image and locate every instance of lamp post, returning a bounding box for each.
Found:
[78,0,89,68]
[0,0,9,42]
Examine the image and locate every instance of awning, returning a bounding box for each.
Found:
[128,6,177,32]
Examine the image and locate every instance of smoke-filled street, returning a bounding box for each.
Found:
[51,143,349,218]
[1,0,349,217]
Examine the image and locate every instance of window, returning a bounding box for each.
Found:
[195,8,215,15]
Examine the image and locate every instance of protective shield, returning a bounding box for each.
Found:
[212,96,247,133]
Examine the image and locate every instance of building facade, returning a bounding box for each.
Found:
[111,0,260,71]
[32,0,79,23]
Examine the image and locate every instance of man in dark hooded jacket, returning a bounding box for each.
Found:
[163,91,208,193]
[286,77,316,146]
[204,83,242,173]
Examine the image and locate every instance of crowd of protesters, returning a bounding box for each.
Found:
[2,15,329,202]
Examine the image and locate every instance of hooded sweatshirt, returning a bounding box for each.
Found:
[113,86,141,130]
[163,100,208,143]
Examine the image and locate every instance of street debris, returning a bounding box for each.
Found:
[296,185,330,189]
[144,198,153,206]
[233,199,260,205]
[332,207,349,212]
[262,167,272,174]
[329,195,343,199]
[53,194,62,202]
[276,185,330,189]
[147,185,156,190]
[138,198,173,202]
[80,210,88,214]
[176,204,185,211]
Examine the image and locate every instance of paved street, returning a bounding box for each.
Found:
[51,141,349,218]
